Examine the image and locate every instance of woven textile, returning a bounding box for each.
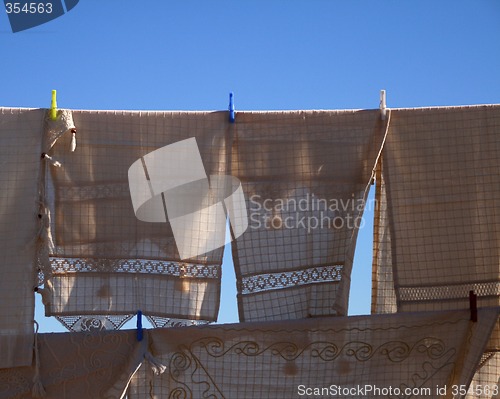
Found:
[0,329,145,399]
[40,110,231,327]
[2,310,495,398]
[466,352,500,399]
[127,309,499,399]
[372,105,500,336]
[231,110,386,321]
[0,108,46,368]
[371,105,500,397]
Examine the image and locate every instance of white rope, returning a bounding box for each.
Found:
[362,108,392,202]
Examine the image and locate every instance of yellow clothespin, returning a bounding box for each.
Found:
[50,90,57,121]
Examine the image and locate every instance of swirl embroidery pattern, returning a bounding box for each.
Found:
[165,337,455,399]
[125,310,496,399]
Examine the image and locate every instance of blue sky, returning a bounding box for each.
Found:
[1,1,499,332]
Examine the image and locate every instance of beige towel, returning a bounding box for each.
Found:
[41,110,229,325]
[231,110,386,321]
[0,108,45,368]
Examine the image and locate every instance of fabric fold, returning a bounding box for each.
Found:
[0,107,47,368]
[0,329,147,399]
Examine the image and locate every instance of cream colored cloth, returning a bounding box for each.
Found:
[0,329,146,398]
[231,110,386,321]
[127,309,499,399]
[0,108,46,368]
[0,309,496,398]
[41,110,229,325]
[372,105,500,397]
[373,105,500,314]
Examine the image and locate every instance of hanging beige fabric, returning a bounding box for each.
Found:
[0,329,146,398]
[466,352,500,399]
[1,309,496,398]
[372,105,500,329]
[40,110,230,328]
[231,110,385,321]
[0,108,47,368]
[127,308,499,398]
[371,161,397,314]
[371,105,500,395]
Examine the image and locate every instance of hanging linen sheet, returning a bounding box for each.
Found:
[230,110,386,321]
[373,105,500,314]
[1,309,497,399]
[0,108,47,368]
[0,329,145,399]
[129,308,498,399]
[372,106,500,329]
[39,110,231,329]
[371,105,500,397]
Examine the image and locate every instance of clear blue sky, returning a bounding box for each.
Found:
[1,1,499,332]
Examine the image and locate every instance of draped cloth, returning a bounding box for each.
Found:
[40,110,230,329]
[131,310,498,399]
[373,105,500,314]
[231,110,385,321]
[0,108,45,368]
[0,309,497,399]
[0,329,145,399]
[371,105,500,396]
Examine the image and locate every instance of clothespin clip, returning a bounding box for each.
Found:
[136,310,143,341]
[50,90,58,121]
[380,90,387,120]
[469,290,477,322]
[228,92,235,123]
[41,153,61,167]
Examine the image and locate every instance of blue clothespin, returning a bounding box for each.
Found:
[136,310,143,341]
[228,92,235,123]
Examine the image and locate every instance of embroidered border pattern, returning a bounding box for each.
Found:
[50,257,220,279]
[241,265,343,294]
[57,182,131,202]
[146,315,209,329]
[399,281,500,302]
[55,315,134,332]
[168,334,457,399]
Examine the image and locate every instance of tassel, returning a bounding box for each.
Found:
[32,379,46,398]
[144,351,167,375]
[70,129,77,152]
[41,153,61,168]
[32,321,47,398]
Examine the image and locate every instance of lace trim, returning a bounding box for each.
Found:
[57,182,131,202]
[241,265,343,294]
[44,109,75,150]
[50,257,220,279]
[399,281,500,302]
[55,315,134,332]
[146,315,209,329]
